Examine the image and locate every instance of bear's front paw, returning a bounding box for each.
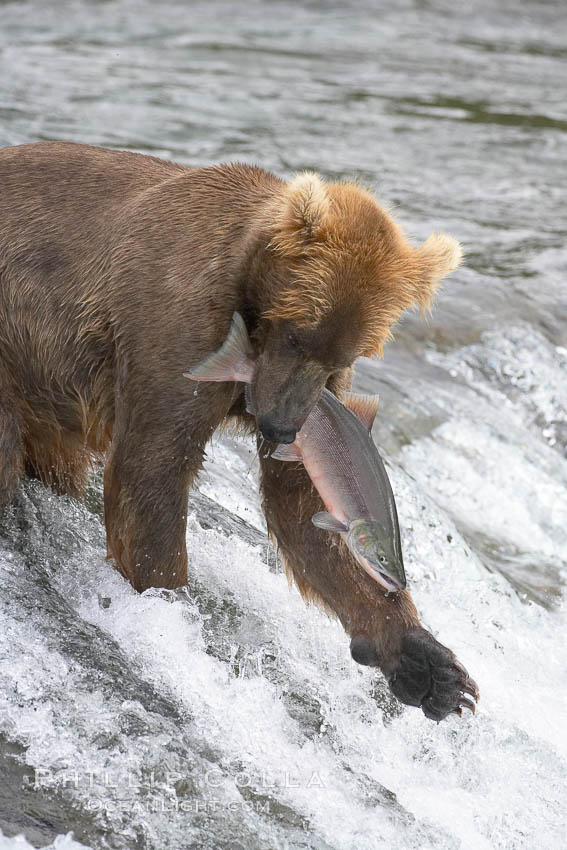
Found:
[388,627,479,721]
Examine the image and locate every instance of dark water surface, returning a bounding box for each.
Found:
[1,2,566,848]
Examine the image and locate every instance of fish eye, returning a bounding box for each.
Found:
[379,555,388,565]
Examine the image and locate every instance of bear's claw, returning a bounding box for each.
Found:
[388,627,479,722]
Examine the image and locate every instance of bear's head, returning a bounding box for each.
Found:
[249,172,462,444]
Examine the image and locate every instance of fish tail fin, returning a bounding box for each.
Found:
[184,312,254,383]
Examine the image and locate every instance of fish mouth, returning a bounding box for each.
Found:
[353,552,405,592]
[375,571,405,593]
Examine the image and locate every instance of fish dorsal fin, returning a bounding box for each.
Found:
[342,392,380,431]
[271,443,303,462]
[183,312,254,383]
[312,512,349,533]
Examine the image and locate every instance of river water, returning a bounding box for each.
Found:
[0,1,566,848]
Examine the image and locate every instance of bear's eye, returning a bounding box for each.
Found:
[287,330,301,351]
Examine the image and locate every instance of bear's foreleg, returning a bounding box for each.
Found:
[258,452,479,720]
[103,428,193,591]
[103,378,235,592]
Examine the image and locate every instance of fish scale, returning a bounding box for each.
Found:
[298,390,404,569]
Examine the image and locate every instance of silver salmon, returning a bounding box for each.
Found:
[184,313,407,592]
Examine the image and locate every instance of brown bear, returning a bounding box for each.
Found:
[0,141,478,720]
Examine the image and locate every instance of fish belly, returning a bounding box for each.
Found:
[301,451,350,526]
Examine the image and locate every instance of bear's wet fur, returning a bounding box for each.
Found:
[0,142,478,719]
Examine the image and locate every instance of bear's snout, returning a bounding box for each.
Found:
[257,415,298,444]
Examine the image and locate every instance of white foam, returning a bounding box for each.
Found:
[1,449,565,848]
[0,830,91,850]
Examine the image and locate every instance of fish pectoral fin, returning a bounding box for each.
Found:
[342,392,380,431]
[311,512,349,533]
[270,443,303,462]
[184,312,254,383]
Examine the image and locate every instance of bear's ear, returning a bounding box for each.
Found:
[271,172,330,254]
[413,233,463,311]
